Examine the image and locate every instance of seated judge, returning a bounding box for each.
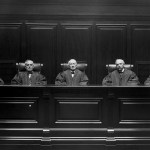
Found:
[102,59,140,86]
[11,59,47,85]
[55,59,89,86]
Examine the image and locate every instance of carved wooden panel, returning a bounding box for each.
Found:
[60,24,92,60]
[0,23,22,84]
[60,24,92,80]
[55,97,102,124]
[26,23,58,84]
[131,25,150,62]
[119,98,150,124]
[0,97,38,124]
[0,86,150,149]
[131,25,150,83]
[136,61,150,84]
[96,24,127,84]
[0,23,21,60]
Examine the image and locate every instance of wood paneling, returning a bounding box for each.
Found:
[119,98,150,124]
[60,24,93,82]
[0,86,150,149]
[96,25,127,83]
[0,0,150,16]
[26,23,58,84]
[60,24,92,61]
[0,23,21,84]
[0,22,150,85]
[131,25,150,61]
[0,3,150,85]
[0,23,21,60]
[131,25,150,83]
[0,1,150,150]
[0,97,38,123]
[55,98,102,124]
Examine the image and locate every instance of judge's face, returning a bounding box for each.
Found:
[68,59,77,70]
[115,59,124,72]
[25,60,34,72]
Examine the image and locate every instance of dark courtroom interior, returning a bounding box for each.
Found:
[0,0,150,149]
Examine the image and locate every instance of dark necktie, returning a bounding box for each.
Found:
[71,71,75,78]
[71,71,75,74]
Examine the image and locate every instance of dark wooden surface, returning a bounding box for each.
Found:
[0,85,150,150]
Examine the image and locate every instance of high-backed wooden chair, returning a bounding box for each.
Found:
[106,64,134,73]
[16,63,43,73]
[61,62,87,72]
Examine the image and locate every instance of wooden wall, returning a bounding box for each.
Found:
[1,86,150,150]
[0,0,150,84]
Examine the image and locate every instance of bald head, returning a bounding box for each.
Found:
[115,59,125,65]
[25,59,34,72]
[115,59,125,72]
[68,59,77,70]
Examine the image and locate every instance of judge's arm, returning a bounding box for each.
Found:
[80,73,89,86]
[11,73,22,85]
[128,72,140,85]
[102,73,112,86]
[55,72,67,86]
[35,74,47,85]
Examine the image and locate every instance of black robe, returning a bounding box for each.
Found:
[0,78,4,85]
[102,69,140,86]
[11,71,47,85]
[144,75,150,86]
[55,69,88,86]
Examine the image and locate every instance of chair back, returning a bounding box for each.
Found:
[16,63,43,72]
[61,62,87,72]
[106,64,133,73]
